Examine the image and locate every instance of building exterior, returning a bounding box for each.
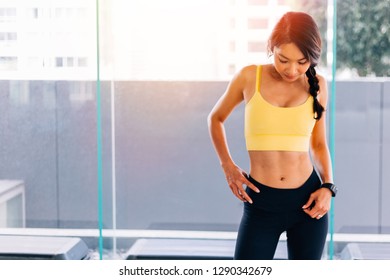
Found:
[0,0,96,80]
[223,0,290,75]
[0,0,291,81]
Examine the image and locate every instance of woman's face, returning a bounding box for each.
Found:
[273,43,311,82]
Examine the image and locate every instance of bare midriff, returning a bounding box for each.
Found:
[248,150,313,189]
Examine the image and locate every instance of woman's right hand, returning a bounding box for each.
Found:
[222,162,260,204]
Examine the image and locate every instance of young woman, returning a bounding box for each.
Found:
[207,12,337,260]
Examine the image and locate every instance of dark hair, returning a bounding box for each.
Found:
[268,12,324,119]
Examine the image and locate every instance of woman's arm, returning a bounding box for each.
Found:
[303,75,334,218]
[207,67,259,203]
[310,75,334,184]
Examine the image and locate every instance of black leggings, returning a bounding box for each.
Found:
[234,169,328,260]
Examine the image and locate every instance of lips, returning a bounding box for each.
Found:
[283,74,297,80]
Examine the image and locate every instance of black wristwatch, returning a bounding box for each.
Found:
[320,183,338,197]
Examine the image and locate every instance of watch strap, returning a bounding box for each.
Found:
[320,183,337,197]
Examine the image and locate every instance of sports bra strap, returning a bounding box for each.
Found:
[255,65,262,93]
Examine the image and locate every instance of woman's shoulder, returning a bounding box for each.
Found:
[229,65,256,85]
[238,64,257,77]
[315,72,328,104]
[315,73,327,92]
[316,72,326,83]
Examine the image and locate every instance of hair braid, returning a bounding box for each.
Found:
[306,66,324,120]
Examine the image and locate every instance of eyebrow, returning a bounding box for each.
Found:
[278,54,307,62]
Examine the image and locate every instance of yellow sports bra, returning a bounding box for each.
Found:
[245,65,316,152]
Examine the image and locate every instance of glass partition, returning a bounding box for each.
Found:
[0,0,99,259]
[97,0,339,260]
[1,0,389,261]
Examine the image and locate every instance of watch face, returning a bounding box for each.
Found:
[330,185,337,196]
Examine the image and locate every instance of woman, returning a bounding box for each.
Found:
[207,12,337,260]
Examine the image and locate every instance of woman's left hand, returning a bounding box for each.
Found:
[302,188,332,219]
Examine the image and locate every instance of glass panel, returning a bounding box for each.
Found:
[334,0,390,245]
[0,0,98,260]
[99,0,338,260]
[2,0,388,261]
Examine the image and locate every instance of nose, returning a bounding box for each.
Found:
[286,64,298,75]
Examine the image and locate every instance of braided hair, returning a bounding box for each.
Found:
[268,12,325,120]
[306,66,324,119]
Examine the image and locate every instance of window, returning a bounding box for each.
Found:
[55,57,63,67]
[67,57,74,67]
[77,57,87,67]
[230,18,235,29]
[0,56,17,70]
[55,56,88,68]
[55,7,86,19]
[248,41,266,52]
[26,57,43,69]
[26,8,39,19]
[0,32,17,41]
[248,0,268,5]
[228,64,236,75]
[229,41,236,52]
[248,18,268,29]
[0,8,16,22]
